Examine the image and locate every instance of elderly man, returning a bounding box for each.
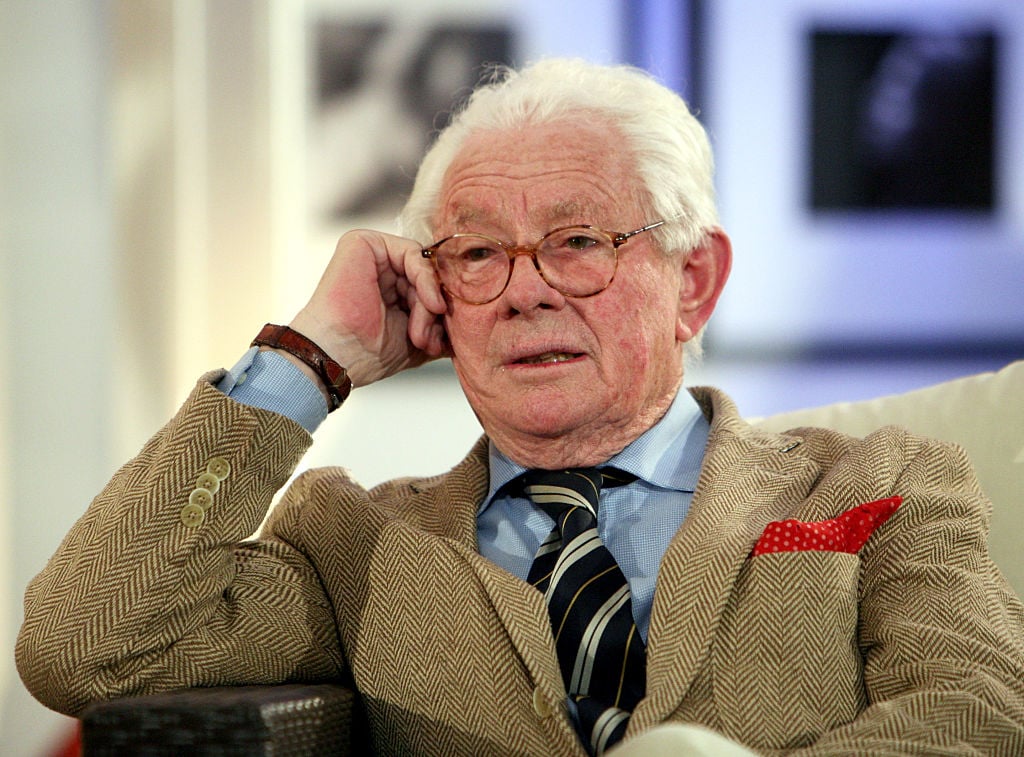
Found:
[16,59,1024,755]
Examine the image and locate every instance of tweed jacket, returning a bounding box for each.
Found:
[17,374,1024,755]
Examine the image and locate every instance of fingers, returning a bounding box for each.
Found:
[383,236,446,317]
[292,229,450,386]
[373,232,448,357]
[406,287,449,357]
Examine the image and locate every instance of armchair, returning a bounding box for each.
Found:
[81,683,367,755]
[80,360,1023,755]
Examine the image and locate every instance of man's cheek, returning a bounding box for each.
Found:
[444,314,489,358]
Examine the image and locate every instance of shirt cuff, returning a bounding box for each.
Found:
[217,347,329,434]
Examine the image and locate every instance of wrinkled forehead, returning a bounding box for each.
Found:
[432,122,643,235]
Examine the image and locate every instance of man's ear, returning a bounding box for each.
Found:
[676,229,732,343]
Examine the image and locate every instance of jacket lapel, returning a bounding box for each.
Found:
[411,440,567,700]
[461,547,567,698]
[631,387,822,731]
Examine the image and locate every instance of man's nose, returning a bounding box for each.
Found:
[500,252,561,309]
[507,251,547,285]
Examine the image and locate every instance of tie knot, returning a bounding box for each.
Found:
[516,467,635,521]
[521,468,601,517]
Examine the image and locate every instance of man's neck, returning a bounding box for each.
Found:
[486,385,683,470]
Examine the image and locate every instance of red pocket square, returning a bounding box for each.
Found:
[752,496,902,556]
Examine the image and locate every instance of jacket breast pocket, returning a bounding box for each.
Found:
[713,550,867,750]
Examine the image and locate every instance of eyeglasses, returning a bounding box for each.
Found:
[421,220,664,304]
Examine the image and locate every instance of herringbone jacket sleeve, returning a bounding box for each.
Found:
[16,376,346,716]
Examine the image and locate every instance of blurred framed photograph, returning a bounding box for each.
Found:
[809,28,996,211]
[307,17,513,224]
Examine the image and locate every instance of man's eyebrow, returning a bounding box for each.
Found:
[546,200,599,222]
[447,201,600,230]
[449,207,488,228]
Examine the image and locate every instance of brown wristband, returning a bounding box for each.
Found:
[251,323,352,411]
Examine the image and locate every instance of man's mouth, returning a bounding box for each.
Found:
[515,351,581,365]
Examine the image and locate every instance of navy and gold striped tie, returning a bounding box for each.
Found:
[519,468,645,755]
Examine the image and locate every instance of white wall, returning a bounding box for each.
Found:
[1,2,116,754]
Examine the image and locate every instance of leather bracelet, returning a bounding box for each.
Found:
[251,323,352,411]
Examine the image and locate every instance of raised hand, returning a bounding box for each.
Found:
[287,229,449,388]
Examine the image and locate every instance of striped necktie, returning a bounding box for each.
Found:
[519,468,645,755]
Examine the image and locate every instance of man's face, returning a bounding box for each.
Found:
[434,121,692,469]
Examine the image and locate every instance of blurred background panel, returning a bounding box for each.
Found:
[700,0,1024,398]
[2,0,1020,753]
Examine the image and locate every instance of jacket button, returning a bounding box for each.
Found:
[196,471,221,494]
[189,488,214,510]
[180,503,206,528]
[532,687,552,718]
[207,457,231,480]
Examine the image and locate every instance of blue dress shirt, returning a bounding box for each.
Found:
[478,388,708,640]
[218,347,329,434]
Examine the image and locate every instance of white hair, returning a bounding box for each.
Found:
[399,57,720,359]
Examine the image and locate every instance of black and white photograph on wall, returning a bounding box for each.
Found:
[809,27,997,211]
[307,19,514,222]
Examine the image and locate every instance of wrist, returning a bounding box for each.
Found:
[251,324,352,411]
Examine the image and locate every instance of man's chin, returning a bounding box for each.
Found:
[489,392,598,435]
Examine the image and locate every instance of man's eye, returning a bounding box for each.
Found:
[463,247,496,262]
[564,235,600,251]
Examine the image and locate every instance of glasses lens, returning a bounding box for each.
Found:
[537,227,617,297]
[434,235,509,303]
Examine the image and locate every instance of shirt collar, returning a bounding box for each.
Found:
[480,387,709,515]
